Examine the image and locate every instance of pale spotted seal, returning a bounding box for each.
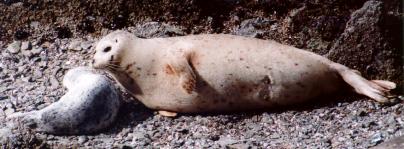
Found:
[92,30,396,115]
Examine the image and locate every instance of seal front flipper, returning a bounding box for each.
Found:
[165,47,197,94]
[330,63,396,103]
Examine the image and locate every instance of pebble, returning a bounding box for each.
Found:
[31,47,43,55]
[227,143,251,149]
[33,69,43,79]
[4,103,15,115]
[21,49,32,57]
[7,41,21,54]
[21,76,32,82]
[78,136,89,144]
[132,131,151,146]
[370,132,383,145]
[49,76,59,89]
[217,137,238,147]
[21,41,32,50]
[69,39,83,51]
[80,41,93,50]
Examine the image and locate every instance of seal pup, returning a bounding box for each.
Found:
[92,30,396,115]
[7,67,120,134]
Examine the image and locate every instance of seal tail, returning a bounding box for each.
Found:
[330,63,396,103]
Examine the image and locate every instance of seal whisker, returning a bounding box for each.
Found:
[107,63,122,68]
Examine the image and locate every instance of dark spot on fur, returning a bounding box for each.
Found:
[164,64,175,75]
[136,67,141,70]
[152,73,157,76]
[125,64,133,70]
[239,57,244,61]
[246,66,250,69]
[115,39,118,43]
[295,63,299,66]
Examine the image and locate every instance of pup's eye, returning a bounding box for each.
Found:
[103,46,111,52]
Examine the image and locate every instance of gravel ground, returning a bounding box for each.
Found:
[1,0,403,148]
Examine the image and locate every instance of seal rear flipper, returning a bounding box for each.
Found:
[330,63,396,103]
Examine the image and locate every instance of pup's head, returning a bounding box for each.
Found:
[92,30,134,71]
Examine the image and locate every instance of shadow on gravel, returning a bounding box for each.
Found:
[102,98,154,135]
[179,91,403,120]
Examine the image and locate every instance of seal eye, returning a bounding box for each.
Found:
[103,46,111,53]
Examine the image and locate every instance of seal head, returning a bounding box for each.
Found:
[92,30,133,70]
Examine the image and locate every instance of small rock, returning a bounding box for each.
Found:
[227,143,251,149]
[371,132,384,145]
[217,137,238,147]
[233,18,274,38]
[132,131,151,146]
[4,103,15,115]
[21,49,32,57]
[69,39,83,51]
[80,41,93,50]
[7,41,21,54]
[33,69,43,79]
[31,47,43,55]
[21,76,32,82]
[30,21,40,28]
[49,76,59,89]
[21,41,32,50]
[0,127,13,144]
[78,136,88,144]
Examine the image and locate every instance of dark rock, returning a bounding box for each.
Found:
[14,29,30,40]
[326,0,402,85]
[233,18,275,38]
[55,26,72,39]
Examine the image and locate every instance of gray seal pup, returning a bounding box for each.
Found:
[7,67,120,135]
[92,30,396,115]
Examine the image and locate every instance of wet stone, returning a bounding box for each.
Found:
[7,41,21,54]
[21,41,32,50]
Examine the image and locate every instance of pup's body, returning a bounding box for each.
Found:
[93,31,395,113]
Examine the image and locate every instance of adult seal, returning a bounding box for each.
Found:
[92,30,396,114]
